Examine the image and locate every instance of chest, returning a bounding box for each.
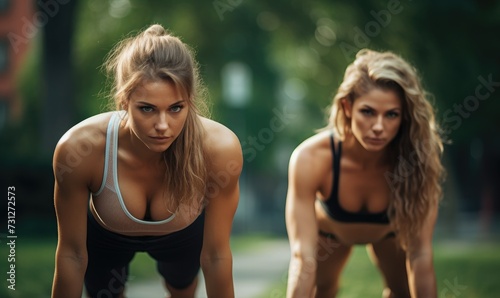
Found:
[116,153,173,221]
[320,165,392,213]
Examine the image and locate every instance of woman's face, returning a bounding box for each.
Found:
[126,80,189,153]
[344,88,402,152]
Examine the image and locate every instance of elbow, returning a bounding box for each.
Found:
[74,253,88,271]
[55,248,88,273]
[290,251,316,265]
[200,249,233,269]
[407,248,433,265]
[289,242,316,263]
[289,250,317,275]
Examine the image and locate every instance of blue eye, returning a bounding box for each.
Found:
[386,111,400,118]
[140,106,154,113]
[360,109,373,115]
[170,105,184,113]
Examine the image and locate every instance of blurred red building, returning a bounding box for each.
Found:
[0,0,34,126]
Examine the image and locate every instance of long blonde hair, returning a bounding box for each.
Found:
[104,24,209,209]
[325,49,445,248]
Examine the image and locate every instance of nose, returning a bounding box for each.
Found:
[155,113,169,132]
[372,115,383,135]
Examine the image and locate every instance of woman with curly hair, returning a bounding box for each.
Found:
[51,24,242,298]
[285,49,445,297]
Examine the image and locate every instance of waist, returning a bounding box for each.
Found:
[319,229,396,245]
[315,200,393,245]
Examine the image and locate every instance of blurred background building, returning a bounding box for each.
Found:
[0,0,33,130]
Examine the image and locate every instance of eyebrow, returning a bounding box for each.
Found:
[136,100,185,108]
[361,104,401,112]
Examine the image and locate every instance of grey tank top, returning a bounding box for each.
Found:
[89,112,203,236]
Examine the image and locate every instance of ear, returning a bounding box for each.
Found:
[341,99,352,119]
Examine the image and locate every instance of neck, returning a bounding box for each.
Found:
[120,120,165,167]
[343,133,390,169]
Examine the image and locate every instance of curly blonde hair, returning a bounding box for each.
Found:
[325,49,445,248]
[104,24,209,210]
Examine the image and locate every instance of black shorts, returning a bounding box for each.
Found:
[84,210,205,298]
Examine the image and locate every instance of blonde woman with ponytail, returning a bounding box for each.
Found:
[52,24,242,298]
[286,49,444,298]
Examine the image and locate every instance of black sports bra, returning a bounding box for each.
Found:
[319,134,390,224]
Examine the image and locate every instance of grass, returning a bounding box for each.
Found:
[434,243,500,297]
[1,237,57,298]
[1,237,499,297]
[259,241,500,298]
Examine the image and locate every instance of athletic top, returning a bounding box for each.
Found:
[318,134,390,224]
[89,112,204,236]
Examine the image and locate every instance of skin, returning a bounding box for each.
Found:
[286,88,437,297]
[52,80,242,298]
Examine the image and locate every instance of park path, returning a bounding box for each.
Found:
[124,238,291,298]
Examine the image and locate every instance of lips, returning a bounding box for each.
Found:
[150,136,171,142]
[366,138,385,144]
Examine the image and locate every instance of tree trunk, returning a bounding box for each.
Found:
[40,0,78,155]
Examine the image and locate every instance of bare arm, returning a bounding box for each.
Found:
[286,148,322,298]
[201,126,242,298]
[51,137,92,298]
[406,203,439,298]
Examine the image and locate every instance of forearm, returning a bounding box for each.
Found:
[52,256,87,298]
[407,254,437,298]
[201,254,234,298]
[286,254,316,298]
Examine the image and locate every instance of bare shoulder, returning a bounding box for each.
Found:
[200,117,243,172]
[290,130,332,172]
[53,112,115,183]
[55,112,114,155]
[201,118,241,151]
[287,130,334,203]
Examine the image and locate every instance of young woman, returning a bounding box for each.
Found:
[51,24,242,298]
[285,49,445,298]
